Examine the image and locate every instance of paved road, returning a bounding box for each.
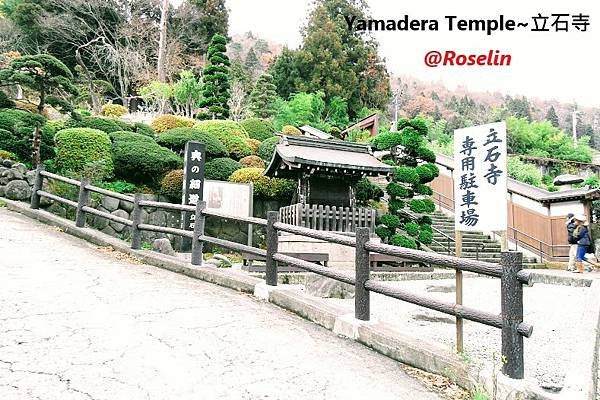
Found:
[0,209,441,400]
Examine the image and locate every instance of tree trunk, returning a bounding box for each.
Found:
[32,90,45,167]
[157,0,169,82]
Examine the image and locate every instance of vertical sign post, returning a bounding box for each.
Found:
[453,121,508,353]
[181,141,206,250]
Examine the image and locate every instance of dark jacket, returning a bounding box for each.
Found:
[575,225,591,247]
[567,219,577,244]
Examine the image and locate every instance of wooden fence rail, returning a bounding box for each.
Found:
[279,203,377,233]
[28,166,532,380]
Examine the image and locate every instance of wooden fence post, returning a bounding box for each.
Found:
[265,211,279,286]
[75,177,90,227]
[130,193,143,250]
[501,251,524,379]
[191,200,206,266]
[355,227,371,321]
[30,164,44,209]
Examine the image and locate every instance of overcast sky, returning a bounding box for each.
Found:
[223,0,599,107]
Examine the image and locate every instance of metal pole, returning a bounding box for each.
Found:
[265,211,279,286]
[191,200,206,266]
[355,227,371,321]
[30,164,44,209]
[75,177,90,227]
[501,251,525,379]
[130,193,143,250]
[455,230,464,353]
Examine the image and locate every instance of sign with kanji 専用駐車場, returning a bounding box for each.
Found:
[453,122,507,232]
[182,141,206,231]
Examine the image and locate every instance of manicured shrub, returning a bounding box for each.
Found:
[194,120,248,139]
[219,135,252,160]
[54,128,113,179]
[160,169,184,201]
[133,122,156,137]
[239,155,265,168]
[245,138,261,154]
[240,118,275,141]
[257,136,280,161]
[156,127,228,158]
[390,234,417,249]
[0,91,15,109]
[151,114,195,133]
[394,167,419,184]
[229,167,295,200]
[0,149,16,160]
[356,177,384,205]
[404,222,420,237]
[205,157,241,181]
[409,199,435,214]
[109,130,155,144]
[101,103,128,117]
[0,109,51,162]
[380,214,400,230]
[69,116,123,133]
[112,140,182,185]
[281,125,301,136]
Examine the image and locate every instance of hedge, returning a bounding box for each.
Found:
[109,130,155,144]
[160,169,184,201]
[67,116,125,133]
[112,140,182,185]
[0,109,51,162]
[240,118,275,141]
[257,136,279,161]
[151,114,195,134]
[133,122,156,137]
[219,135,253,160]
[54,128,114,179]
[205,157,241,181]
[194,120,248,140]
[156,127,228,158]
[239,155,266,168]
[228,167,295,200]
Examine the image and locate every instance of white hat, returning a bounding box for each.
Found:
[575,214,587,222]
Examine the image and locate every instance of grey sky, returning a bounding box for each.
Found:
[222,0,599,107]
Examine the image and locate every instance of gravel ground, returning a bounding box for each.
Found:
[320,277,590,392]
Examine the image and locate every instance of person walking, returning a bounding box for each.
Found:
[566,213,577,271]
[573,214,592,273]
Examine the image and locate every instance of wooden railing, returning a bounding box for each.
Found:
[279,203,377,233]
[27,166,534,380]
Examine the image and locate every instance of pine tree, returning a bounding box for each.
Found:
[248,73,277,118]
[200,34,231,119]
[372,118,439,249]
[244,47,260,78]
[546,106,559,127]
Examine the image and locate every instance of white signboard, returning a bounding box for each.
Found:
[453,122,507,232]
[203,180,252,218]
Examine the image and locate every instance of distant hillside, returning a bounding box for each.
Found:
[227,32,282,76]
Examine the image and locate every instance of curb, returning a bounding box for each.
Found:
[3,199,588,399]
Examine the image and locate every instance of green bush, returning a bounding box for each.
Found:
[219,135,253,160]
[404,222,420,237]
[205,157,241,181]
[109,130,155,144]
[134,122,156,137]
[507,157,542,187]
[240,155,266,168]
[229,167,295,200]
[151,114,195,133]
[356,177,384,205]
[54,128,114,179]
[409,199,435,214]
[101,103,128,117]
[257,136,280,161]
[0,109,50,162]
[0,149,16,160]
[380,214,400,230]
[194,120,248,139]
[390,234,417,249]
[0,91,15,109]
[68,116,125,133]
[394,167,420,184]
[160,169,184,201]
[156,127,227,158]
[112,140,182,185]
[281,125,301,136]
[98,180,136,194]
[246,138,261,154]
[240,118,275,141]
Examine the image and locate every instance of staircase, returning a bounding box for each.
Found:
[428,211,537,264]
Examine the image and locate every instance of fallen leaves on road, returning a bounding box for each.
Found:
[401,365,471,400]
[96,246,143,265]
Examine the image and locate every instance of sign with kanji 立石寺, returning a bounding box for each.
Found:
[453,122,507,232]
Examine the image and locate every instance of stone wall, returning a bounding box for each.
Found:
[0,158,34,201]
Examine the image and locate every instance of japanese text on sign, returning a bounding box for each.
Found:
[454,122,507,232]
[182,141,206,231]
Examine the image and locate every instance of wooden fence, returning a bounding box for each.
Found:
[279,203,377,233]
[28,166,534,380]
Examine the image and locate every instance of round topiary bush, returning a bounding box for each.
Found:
[204,157,241,181]
[156,127,228,158]
[0,149,16,160]
[219,135,253,160]
[109,130,155,144]
[151,114,195,134]
[54,128,114,179]
[281,125,301,136]
[193,120,248,139]
[112,140,182,185]
[240,118,275,141]
[239,155,266,169]
[228,167,295,200]
[101,103,128,117]
[133,122,156,137]
[245,138,261,154]
[160,169,184,201]
[257,136,279,161]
